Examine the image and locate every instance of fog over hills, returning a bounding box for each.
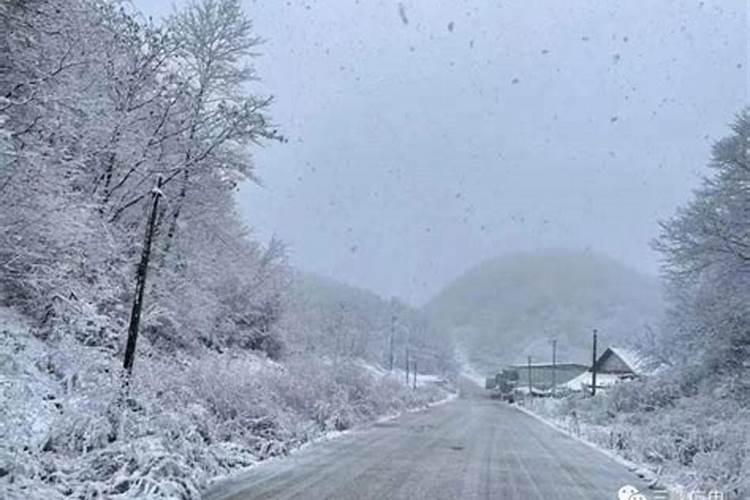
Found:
[283,271,455,374]
[423,250,664,373]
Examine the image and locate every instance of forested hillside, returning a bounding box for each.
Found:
[424,251,663,371]
[282,272,455,375]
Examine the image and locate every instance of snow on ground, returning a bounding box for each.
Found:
[516,398,682,496]
[356,359,451,389]
[412,373,444,387]
[0,306,27,332]
[381,369,449,388]
[355,359,388,378]
[562,371,622,391]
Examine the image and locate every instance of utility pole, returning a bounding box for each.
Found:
[527,355,533,396]
[405,345,410,386]
[389,314,395,372]
[334,302,345,366]
[122,176,163,387]
[552,339,557,397]
[591,329,598,396]
[413,360,417,389]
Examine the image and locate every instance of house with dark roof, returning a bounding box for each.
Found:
[594,346,656,378]
[563,346,658,392]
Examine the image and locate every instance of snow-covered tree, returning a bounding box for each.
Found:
[0,0,287,355]
[161,0,279,254]
[655,109,750,399]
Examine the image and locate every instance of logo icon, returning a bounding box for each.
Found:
[691,491,725,500]
[618,485,725,500]
[618,485,648,500]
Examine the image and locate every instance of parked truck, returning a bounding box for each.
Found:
[485,368,520,402]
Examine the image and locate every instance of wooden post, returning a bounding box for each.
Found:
[552,339,557,397]
[405,345,410,386]
[122,176,163,383]
[527,355,532,396]
[389,314,395,371]
[591,329,598,396]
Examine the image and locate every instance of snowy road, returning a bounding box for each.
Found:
[204,380,647,500]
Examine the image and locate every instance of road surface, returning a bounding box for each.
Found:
[204,380,647,500]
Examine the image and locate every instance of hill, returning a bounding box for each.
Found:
[281,272,455,374]
[423,251,664,373]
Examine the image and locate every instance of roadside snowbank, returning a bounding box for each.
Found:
[514,401,640,469]
[517,396,699,498]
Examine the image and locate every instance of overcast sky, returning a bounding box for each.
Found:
[133,0,747,305]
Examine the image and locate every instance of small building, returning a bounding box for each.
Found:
[507,362,589,391]
[564,346,657,392]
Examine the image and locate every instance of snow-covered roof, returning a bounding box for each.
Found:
[606,346,656,375]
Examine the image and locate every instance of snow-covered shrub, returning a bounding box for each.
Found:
[604,373,685,414]
[261,357,372,432]
[689,416,748,496]
[532,377,750,499]
[2,301,452,500]
[263,356,447,433]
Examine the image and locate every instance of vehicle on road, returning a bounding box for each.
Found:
[485,368,520,402]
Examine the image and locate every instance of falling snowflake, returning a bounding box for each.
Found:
[397,3,408,25]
